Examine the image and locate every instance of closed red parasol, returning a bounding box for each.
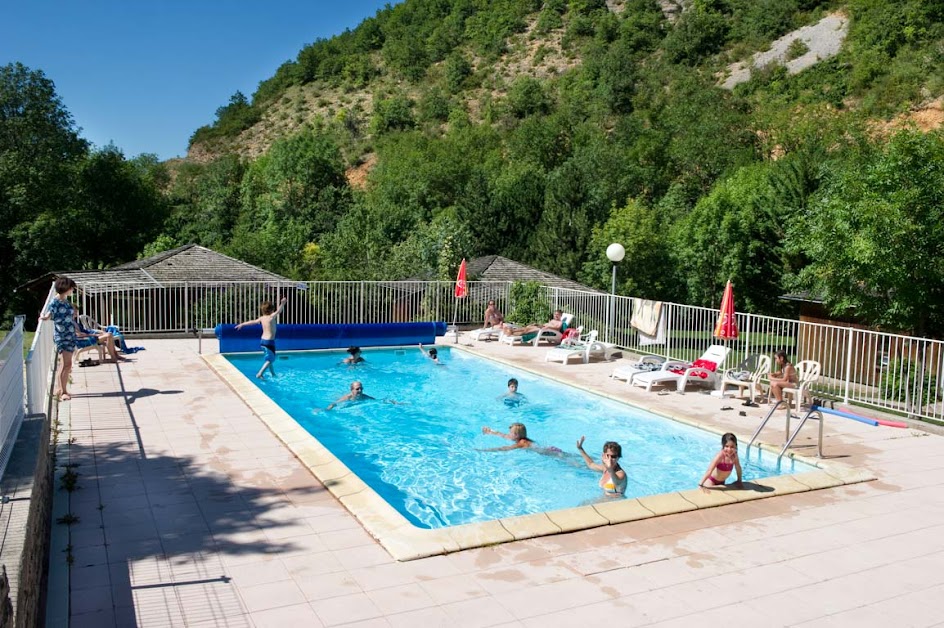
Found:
[454,259,468,298]
[713,280,738,339]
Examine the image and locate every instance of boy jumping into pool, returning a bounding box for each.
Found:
[236,296,287,379]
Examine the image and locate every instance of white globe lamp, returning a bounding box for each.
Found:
[605,243,625,343]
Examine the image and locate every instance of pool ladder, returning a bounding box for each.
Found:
[748,400,824,460]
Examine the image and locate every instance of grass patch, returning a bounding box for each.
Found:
[0,330,36,358]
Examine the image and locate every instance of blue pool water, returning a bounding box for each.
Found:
[226,347,815,529]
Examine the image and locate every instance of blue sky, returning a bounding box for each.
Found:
[2,1,398,161]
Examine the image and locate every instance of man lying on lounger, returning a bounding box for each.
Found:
[501,309,564,336]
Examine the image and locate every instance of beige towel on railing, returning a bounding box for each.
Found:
[630,299,663,336]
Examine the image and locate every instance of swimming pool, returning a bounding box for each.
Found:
[224,346,817,529]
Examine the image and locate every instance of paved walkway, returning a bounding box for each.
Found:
[47,339,944,627]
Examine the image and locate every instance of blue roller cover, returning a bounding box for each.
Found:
[215,322,448,353]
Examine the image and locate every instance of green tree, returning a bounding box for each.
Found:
[318,198,391,280]
[370,94,416,135]
[464,161,546,260]
[0,63,88,318]
[165,154,246,248]
[72,146,169,264]
[506,77,550,118]
[189,91,261,146]
[386,214,473,280]
[673,163,786,313]
[444,53,472,93]
[529,159,593,279]
[662,2,729,65]
[229,130,350,276]
[579,199,677,301]
[789,130,944,336]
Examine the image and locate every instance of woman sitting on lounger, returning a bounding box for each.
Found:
[502,310,564,336]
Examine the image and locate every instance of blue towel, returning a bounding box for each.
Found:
[105,325,145,353]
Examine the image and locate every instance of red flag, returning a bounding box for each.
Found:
[713,280,739,339]
[454,259,468,298]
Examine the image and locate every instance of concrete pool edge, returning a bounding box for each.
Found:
[202,351,875,562]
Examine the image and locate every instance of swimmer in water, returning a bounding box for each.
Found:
[343,346,365,365]
[576,436,627,497]
[326,381,373,410]
[418,343,442,364]
[480,422,562,455]
[498,378,526,406]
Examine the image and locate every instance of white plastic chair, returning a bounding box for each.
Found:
[721,354,771,401]
[782,360,822,414]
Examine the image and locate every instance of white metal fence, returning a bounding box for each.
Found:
[543,286,943,423]
[74,281,514,332]
[70,279,944,423]
[26,314,56,418]
[0,316,26,480]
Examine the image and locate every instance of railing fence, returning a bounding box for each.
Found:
[0,316,26,481]
[543,286,943,423]
[26,287,57,417]
[70,279,944,424]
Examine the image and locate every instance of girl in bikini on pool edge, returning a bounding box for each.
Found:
[700,432,743,489]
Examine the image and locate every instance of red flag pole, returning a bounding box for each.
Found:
[452,259,468,343]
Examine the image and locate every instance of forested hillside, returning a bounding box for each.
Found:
[3,0,944,335]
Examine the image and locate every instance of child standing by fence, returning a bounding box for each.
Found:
[236,296,287,379]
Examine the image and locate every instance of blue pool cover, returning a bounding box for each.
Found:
[215,322,448,353]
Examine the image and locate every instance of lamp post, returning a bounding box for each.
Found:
[606,243,625,344]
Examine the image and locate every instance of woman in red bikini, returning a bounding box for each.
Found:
[700,433,743,489]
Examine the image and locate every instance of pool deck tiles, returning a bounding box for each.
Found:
[47,336,944,627]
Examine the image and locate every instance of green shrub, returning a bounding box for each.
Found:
[535,6,564,34]
[508,281,552,325]
[662,6,729,65]
[562,15,595,49]
[880,359,939,408]
[506,77,550,118]
[445,53,472,93]
[418,89,451,123]
[786,38,810,61]
[370,95,415,135]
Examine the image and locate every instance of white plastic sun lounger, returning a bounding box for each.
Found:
[469,326,502,341]
[631,345,730,392]
[611,355,667,385]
